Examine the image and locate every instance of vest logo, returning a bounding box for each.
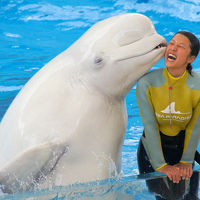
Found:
[155,102,192,122]
[161,102,190,115]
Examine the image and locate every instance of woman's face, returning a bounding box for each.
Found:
[164,34,195,70]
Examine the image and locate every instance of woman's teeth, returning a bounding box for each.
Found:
[168,53,177,61]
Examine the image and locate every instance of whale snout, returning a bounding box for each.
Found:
[111,33,167,62]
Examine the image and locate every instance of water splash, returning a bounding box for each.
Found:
[0,175,155,200]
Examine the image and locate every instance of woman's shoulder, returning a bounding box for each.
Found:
[191,70,200,79]
[187,70,200,90]
[138,68,164,86]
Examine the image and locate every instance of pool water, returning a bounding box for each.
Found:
[1,0,200,199]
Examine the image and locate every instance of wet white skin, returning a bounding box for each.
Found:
[0,13,166,193]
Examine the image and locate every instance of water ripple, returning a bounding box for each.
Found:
[0,85,23,92]
[115,0,200,22]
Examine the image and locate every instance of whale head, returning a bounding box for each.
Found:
[66,13,166,97]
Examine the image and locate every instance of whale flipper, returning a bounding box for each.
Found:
[0,142,68,193]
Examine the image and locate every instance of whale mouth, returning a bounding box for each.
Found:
[143,41,167,55]
[154,42,167,50]
[117,40,167,62]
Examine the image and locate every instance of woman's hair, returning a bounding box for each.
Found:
[175,31,200,75]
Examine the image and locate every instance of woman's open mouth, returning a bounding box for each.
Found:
[167,53,177,61]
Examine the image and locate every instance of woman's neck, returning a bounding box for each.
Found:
[166,67,186,78]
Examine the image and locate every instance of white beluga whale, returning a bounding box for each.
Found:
[0,13,166,193]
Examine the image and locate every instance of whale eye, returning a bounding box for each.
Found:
[93,56,105,70]
[94,56,103,64]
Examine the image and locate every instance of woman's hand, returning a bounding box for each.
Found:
[174,163,193,180]
[157,164,181,183]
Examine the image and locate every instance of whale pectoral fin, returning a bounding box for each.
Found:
[0,142,68,193]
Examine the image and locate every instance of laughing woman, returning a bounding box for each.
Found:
[136,31,200,200]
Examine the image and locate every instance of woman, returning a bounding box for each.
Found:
[136,31,200,200]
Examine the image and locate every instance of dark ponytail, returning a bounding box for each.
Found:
[187,63,193,75]
[175,31,200,75]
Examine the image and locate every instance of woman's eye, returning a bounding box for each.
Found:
[178,45,185,49]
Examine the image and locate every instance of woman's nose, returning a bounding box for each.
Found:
[171,44,177,51]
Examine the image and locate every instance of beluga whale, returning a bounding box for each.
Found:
[0,13,166,193]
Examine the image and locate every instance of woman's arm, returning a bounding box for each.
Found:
[181,102,200,164]
[175,101,200,180]
[136,77,167,170]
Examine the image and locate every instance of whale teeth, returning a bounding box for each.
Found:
[155,42,167,49]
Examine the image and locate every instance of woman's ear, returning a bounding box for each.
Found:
[188,55,196,64]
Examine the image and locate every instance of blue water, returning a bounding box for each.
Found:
[1,0,200,199]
